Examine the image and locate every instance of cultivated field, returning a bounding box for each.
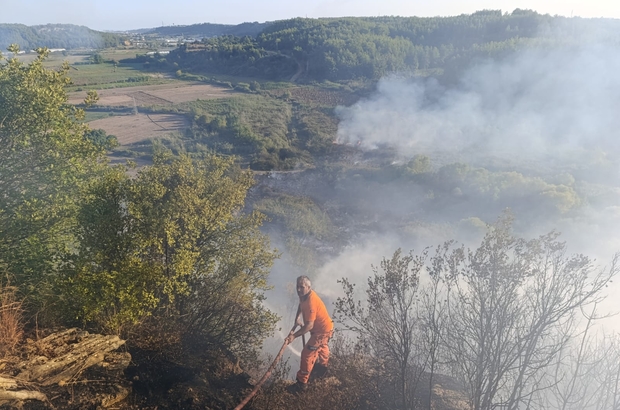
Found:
[69,82,235,107]
[269,86,359,106]
[88,113,189,145]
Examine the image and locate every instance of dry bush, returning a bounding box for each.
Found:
[247,333,468,410]
[0,284,23,358]
[249,333,385,410]
[246,351,291,386]
[249,359,383,410]
[124,315,183,358]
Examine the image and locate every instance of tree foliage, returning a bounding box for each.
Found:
[85,128,118,149]
[0,46,105,303]
[336,249,427,409]
[0,47,279,363]
[147,21,268,39]
[168,11,620,82]
[60,153,279,358]
[335,215,619,410]
[442,217,619,410]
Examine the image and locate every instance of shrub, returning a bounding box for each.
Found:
[250,81,261,92]
[60,154,279,362]
[234,82,252,93]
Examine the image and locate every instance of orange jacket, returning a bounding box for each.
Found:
[300,290,333,334]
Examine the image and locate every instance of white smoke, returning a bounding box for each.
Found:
[336,45,620,166]
[333,38,620,331]
[260,24,620,381]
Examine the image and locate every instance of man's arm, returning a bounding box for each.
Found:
[286,321,314,344]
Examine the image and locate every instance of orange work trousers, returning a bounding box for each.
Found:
[296,331,332,384]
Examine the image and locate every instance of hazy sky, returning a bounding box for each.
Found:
[1,0,619,31]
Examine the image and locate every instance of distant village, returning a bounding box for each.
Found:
[120,31,203,50]
[6,31,200,56]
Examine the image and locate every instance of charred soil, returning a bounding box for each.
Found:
[0,329,252,410]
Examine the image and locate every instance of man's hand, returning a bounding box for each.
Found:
[285,332,296,345]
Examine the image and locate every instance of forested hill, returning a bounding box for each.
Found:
[166,10,620,81]
[144,21,270,38]
[0,24,124,50]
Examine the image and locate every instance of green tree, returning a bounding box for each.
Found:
[0,45,104,313]
[91,53,104,64]
[85,128,118,150]
[250,81,261,92]
[61,152,279,360]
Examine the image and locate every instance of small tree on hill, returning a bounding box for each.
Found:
[442,216,619,410]
[335,249,428,410]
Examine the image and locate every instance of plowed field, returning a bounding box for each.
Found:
[88,113,189,145]
[69,82,235,107]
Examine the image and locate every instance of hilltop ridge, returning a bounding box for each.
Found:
[0,23,124,50]
[138,21,271,38]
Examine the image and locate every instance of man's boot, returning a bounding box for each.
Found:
[310,362,328,380]
[286,380,308,395]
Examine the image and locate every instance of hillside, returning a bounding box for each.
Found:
[0,23,124,50]
[143,21,271,38]
[164,10,620,82]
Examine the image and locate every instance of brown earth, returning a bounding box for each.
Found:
[89,113,189,145]
[68,82,235,107]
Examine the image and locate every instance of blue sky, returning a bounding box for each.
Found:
[1,0,619,31]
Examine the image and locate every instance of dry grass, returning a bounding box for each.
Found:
[249,335,385,410]
[125,315,184,358]
[247,334,469,410]
[0,285,23,359]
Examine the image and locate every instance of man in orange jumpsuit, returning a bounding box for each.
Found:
[285,275,334,393]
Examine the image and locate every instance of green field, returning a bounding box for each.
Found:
[66,63,174,89]
[83,110,115,122]
[11,49,177,90]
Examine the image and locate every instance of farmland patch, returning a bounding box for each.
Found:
[88,113,189,145]
[69,82,235,107]
[270,87,359,107]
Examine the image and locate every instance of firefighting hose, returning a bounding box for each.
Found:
[233,318,305,410]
